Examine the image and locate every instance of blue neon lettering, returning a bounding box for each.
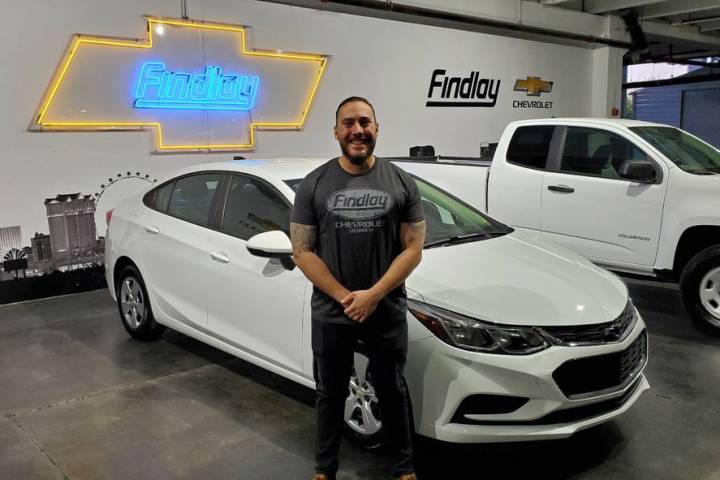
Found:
[134,62,259,111]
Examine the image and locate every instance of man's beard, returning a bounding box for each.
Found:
[341,136,376,165]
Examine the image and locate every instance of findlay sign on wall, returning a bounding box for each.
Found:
[30,17,328,152]
[425,69,555,110]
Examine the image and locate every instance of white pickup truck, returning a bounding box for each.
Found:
[393,118,720,334]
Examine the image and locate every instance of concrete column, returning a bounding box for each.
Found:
[590,46,626,118]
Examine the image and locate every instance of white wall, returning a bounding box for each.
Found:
[1,0,605,245]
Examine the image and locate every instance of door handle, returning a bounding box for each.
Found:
[547,185,575,193]
[210,251,230,264]
[144,225,160,234]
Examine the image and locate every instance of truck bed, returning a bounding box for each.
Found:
[389,156,491,212]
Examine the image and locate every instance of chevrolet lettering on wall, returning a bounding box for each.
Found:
[426,69,501,107]
[512,76,554,110]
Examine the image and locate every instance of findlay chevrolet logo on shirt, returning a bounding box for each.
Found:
[327,189,393,232]
[426,69,501,107]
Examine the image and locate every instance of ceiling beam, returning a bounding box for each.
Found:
[701,21,720,32]
[640,0,720,20]
[642,20,720,47]
[584,0,666,15]
[670,13,720,25]
[541,0,577,4]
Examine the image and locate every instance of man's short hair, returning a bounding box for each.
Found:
[335,96,377,123]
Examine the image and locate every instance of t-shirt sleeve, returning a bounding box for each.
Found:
[400,171,424,223]
[291,174,317,225]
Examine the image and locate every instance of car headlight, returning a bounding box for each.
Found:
[408,300,549,355]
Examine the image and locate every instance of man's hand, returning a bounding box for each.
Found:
[341,290,381,323]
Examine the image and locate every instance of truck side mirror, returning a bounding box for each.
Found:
[619,160,656,183]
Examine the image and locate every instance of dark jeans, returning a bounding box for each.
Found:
[312,318,415,478]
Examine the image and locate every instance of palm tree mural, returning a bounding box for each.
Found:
[3,248,28,279]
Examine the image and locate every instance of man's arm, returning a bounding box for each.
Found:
[290,222,351,303]
[342,220,426,322]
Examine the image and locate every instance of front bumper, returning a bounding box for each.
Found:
[405,315,649,443]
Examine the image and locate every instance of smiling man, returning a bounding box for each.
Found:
[290,96,426,480]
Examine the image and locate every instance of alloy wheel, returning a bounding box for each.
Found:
[345,352,382,436]
[699,266,720,326]
[120,276,146,329]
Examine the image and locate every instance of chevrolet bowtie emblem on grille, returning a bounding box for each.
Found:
[514,77,553,96]
[31,17,327,152]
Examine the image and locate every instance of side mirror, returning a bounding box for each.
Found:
[246,231,294,269]
[619,160,656,183]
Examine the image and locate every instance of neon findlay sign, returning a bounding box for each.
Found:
[134,62,259,111]
[32,17,328,152]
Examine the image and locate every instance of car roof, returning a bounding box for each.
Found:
[169,158,327,185]
[509,117,667,128]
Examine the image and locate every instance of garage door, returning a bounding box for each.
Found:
[681,88,720,148]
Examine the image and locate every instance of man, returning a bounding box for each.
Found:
[290,96,426,480]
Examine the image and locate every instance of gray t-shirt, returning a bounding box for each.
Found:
[291,157,424,325]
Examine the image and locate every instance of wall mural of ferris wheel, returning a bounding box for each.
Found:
[94,171,158,205]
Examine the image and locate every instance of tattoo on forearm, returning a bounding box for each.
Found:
[290,223,317,256]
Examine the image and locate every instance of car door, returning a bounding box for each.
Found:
[541,125,667,267]
[204,173,306,376]
[140,172,224,329]
[488,124,557,235]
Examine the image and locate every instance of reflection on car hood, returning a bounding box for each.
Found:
[408,231,628,327]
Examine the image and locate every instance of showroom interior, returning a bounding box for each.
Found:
[1,0,720,479]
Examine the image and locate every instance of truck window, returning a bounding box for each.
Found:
[507,125,554,170]
[630,126,720,175]
[560,127,649,179]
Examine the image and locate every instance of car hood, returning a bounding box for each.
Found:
[407,231,628,327]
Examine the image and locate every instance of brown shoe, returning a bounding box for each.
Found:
[396,474,418,480]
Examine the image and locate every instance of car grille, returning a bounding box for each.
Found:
[553,330,648,399]
[540,301,637,346]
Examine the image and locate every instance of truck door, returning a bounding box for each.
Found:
[489,125,557,235]
[540,126,666,267]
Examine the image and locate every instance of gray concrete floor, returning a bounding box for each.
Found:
[1,280,719,480]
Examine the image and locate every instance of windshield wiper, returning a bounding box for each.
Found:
[424,232,491,248]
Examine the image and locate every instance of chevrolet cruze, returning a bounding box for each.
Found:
[105,158,649,445]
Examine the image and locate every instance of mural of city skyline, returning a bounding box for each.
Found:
[0,172,156,303]
[1,192,104,282]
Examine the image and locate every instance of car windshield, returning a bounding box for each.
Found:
[285,175,511,247]
[630,126,720,175]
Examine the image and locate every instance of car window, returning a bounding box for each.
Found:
[222,175,290,240]
[507,125,555,170]
[630,126,720,175]
[167,173,222,225]
[413,176,511,246]
[560,127,650,179]
[152,181,175,212]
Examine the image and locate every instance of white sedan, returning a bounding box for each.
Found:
[105,158,649,445]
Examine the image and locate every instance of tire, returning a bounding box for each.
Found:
[679,245,720,335]
[116,265,165,341]
[344,351,384,449]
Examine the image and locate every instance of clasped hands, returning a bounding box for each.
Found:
[340,289,381,323]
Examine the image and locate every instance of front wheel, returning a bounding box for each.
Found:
[116,265,165,341]
[679,245,720,335]
[344,352,384,449]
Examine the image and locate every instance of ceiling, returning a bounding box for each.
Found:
[259,0,720,65]
[540,0,720,64]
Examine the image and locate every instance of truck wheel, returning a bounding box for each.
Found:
[116,265,165,341]
[679,245,720,335]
